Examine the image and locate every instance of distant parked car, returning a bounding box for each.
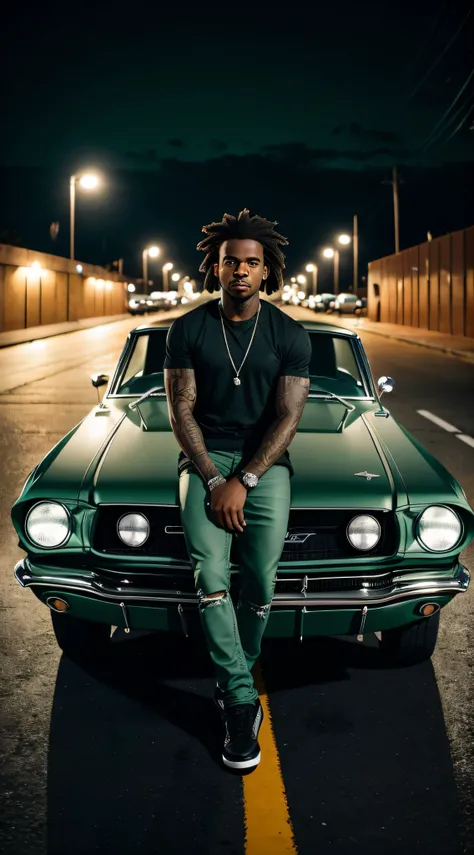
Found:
[313,293,336,312]
[334,293,359,315]
[127,294,158,315]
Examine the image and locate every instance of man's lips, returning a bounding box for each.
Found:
[230,282,250,288]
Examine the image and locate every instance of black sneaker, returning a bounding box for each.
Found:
[222,701,264,770]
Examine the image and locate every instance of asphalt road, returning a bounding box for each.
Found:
[0,306,473,855]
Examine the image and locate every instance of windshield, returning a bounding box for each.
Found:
[114,329,368,397]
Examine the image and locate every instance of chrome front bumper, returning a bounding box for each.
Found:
[14,559,470,609]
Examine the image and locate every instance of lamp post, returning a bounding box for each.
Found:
[323,247,339,295]
[163,262,173,292]
[305,263,318,296]
[69,172,99,261]
[142,245,161,293]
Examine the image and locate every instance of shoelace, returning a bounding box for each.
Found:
[227,705,255,738]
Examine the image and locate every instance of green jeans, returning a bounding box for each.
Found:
[179,451,291,707]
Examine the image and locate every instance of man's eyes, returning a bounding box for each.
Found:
[224,260,259,267]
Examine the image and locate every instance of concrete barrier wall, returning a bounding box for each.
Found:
[367,225,474,338]
[0,244,129,332]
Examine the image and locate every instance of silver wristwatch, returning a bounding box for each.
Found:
[207,474,226,491]
[237,471,259,490]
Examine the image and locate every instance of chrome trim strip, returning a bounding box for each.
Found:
[97,503,391,511]
[14,562,469,607]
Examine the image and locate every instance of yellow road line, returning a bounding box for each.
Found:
[243,662,297,855]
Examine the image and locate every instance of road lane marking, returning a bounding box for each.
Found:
[416,410,461,433]
[417,410,474,450]
[243,662,297,855]
[457,434,474,448]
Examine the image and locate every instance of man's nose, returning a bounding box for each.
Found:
[234,263,249,278]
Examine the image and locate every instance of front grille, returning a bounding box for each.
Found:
[93,506,396,561]
[275,574,392,595]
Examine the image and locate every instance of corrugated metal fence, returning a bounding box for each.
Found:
[367,225,474,338]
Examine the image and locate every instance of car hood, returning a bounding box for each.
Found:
[24,400,463,510]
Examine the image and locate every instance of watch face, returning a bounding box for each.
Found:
[243,473,259,488]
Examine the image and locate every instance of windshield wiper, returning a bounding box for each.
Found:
[128,386,166,430]
[309,389,356,430]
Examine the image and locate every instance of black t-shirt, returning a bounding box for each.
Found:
[164,298,311,474]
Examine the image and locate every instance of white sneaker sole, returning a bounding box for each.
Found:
[222,751,261,770]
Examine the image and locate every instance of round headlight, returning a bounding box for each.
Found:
[26,502,71,548]
[117,513,150,547]
[417,506,461,551]
[347,514,381,551]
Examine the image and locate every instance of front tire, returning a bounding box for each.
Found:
[51,610,111,661]
[380,611,440,665]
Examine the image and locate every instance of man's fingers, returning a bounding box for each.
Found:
[231,509,244,533]
[223,510,235,532]
[237,508,246,528]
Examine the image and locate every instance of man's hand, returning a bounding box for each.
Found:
[209,477,247,533]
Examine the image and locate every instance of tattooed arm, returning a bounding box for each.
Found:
[244,375,310,478]
[164,367,221,483]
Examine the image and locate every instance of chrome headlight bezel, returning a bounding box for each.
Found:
[416,504,463,553]
[25,501,72,549]
[346,514,382,551]
[117,512,150,547]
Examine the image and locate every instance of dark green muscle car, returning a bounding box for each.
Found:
[12,320,473,665]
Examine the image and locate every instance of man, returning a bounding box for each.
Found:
[164,209,311,771]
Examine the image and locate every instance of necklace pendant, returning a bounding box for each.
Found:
[233,377,241,386]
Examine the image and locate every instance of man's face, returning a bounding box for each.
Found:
[214,239,268,300]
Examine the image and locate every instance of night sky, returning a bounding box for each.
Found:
[1,0,473,290]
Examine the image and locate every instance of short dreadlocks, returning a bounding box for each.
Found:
[197,208,289,295]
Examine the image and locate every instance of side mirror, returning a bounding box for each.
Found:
[377,375,395,397]
[91,373,110,404]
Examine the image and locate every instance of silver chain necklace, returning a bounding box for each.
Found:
[218,301,261,386]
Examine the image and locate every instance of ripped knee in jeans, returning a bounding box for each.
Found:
[198,590,228,611]
[238,598,271,620]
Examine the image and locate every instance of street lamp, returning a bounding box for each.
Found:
[142,245,161,292]
[163,262,173,292]
[171,272,181,282]
[69,172,100,260]
[322,247,340,295]
[336,219,359,294]
[305,263,318,296]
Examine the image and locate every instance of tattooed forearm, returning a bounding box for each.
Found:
[164,368,221,481]
[245,375,310,478]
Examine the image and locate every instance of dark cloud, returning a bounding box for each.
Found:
[125,149,160,166]
[261,142,413,164]
[208,140,228,153]
[332,122,402,144]
[167,138,185,149]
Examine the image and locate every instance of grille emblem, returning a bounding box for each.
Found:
[164,526,184,535]
[354,471,380,481]
[284,532,315,544]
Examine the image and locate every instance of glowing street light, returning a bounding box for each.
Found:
[322,247,340,294]
[338,234,351,246]
[296,274,307,285]
[69,171,100,260]
[305,263,318,296]
[142,245,161,291]
[78,174,99,190]
[171,272,181,282]
[163,262,174,292]
[127,283,136,293]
